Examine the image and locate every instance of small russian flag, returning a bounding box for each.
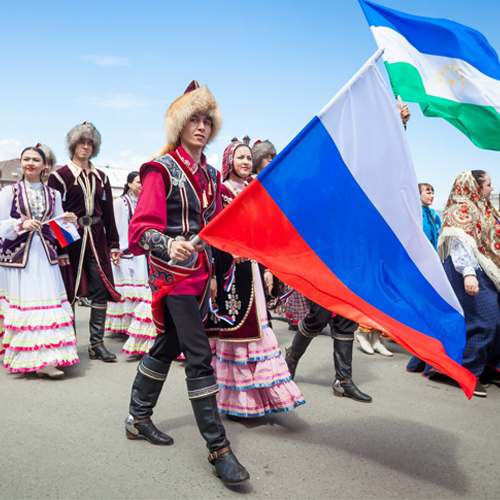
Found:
[49,217,80,248]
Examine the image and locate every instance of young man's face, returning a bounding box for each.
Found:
[420,187,434,207]
[180,114,212,152]
[257,154,274,174]
[43,163,53,183]
[73,139,94,161]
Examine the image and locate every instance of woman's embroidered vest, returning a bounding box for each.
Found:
[0,182,58,268]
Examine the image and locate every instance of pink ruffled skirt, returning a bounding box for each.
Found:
[209,261,305,417]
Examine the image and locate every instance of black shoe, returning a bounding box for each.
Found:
[288,323,298,331]
[88,343,117,362]
[481,366,500,385]
[209,447,250,485]
[333,379,372,403]
[125,415,174,445]
[473,380,487,397]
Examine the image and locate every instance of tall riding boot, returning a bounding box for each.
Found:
[125,355,174,445]
[88,303,116,362]
[284,320,317,380]
[187,375,250,485]
[332,334,372,403]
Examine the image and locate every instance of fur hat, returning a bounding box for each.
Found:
[153,81,223,158]
[35,143,57,167]
[251,140,277,173]
[66,121,101,159]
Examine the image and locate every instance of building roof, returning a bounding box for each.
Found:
[0,159,130,197]
[0,159,21,185]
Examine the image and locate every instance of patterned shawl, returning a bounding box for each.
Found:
[438,170,500,289]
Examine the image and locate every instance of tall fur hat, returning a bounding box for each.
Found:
[251,140,277,173]
[153,81,223,158]
[66,121,101,159]
[35,143,57,167]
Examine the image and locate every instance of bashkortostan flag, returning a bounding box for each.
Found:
[360,0,500,151]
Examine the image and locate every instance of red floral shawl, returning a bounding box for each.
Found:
[438,170,500,289]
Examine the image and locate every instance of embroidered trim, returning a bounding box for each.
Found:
[331,332,354,341]
[298,320,320,339]
[138,363,167,381]
[187,384,219,400]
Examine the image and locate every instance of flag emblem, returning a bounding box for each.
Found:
[438,65,467,97]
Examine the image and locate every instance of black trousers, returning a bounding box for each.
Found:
[83,247,110,304]
[148,295,214,379]
[303,301,358,338]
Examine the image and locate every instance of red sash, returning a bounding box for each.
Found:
[148,252,203,333]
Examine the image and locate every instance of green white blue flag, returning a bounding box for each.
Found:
[360,0,500,151]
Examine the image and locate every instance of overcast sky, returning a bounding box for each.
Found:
[2,0,500,209]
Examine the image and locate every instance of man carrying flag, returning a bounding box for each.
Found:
[199,51,477,399]
[124,81,249,485]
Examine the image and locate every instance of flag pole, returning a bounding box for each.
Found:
[17,212,71,235]
[167,234,202,266]
[318,48,385,117]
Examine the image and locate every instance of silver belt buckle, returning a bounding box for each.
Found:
[80,216,92,226]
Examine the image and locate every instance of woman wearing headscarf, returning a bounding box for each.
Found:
[0,147,79,377]
[410,170,500,397]
[206,141,305,418]
[104,171,158,356]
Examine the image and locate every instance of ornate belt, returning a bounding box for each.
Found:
[78,215,101,227]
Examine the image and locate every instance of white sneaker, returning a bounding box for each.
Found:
[355,330,374,354]
[37,365,64,378]
[371,332,393,357]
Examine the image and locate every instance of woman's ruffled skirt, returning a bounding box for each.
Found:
[105,257,151,335]
[105,256,157,355]
[122,299,157,356]
[210,327,305,417]
[0,242,79,373]
[285,290,310,326]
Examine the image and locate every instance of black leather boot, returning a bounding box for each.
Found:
[284,320,317,380]
[88,303,116,362]
[125,356,174,445]
[332,334,372,403]
[187,375,250,485]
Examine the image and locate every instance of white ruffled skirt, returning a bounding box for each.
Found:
[0,236,79,373]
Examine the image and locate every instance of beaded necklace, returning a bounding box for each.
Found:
[25,182,45,221]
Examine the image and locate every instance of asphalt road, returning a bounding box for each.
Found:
[0,305,499,500]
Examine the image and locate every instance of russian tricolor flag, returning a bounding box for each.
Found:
[49,217,80,248]
[200,51,476,399]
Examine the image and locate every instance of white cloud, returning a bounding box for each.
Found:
[79,94,150,110]
[0,138,23,160]
[206,153,219,168]
[81,55,129,67]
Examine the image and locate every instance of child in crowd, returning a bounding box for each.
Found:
[419,183,441,250]
[406,182,443,372]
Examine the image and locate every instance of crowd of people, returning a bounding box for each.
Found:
[1,80,499,486]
